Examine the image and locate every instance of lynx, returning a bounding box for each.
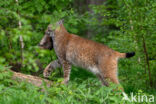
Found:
[39,20,135,86]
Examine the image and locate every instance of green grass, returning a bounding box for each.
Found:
[0,61,155,104]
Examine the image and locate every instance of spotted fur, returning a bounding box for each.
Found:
[40,20,135,85]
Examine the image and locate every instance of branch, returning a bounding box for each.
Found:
[10,70,52,87]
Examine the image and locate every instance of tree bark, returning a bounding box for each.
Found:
[142,35,152,87]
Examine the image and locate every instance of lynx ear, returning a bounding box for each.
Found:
[55,19,64,31]
[56,19,64,26]
[49,19,64,31]
[58,19,64,25]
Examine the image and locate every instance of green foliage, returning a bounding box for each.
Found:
[45,79,126,104]
[0,83,45,104]
[0,57,13,86]
[0,0,155,103]
[0,0,85,73]
[0,78,128,104]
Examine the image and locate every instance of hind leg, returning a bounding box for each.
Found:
[106,63,119,85]
[103,67,119,85]
[98,59,119,86]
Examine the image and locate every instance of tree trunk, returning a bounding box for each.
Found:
[10,70,52,87]
[142,35,152,87]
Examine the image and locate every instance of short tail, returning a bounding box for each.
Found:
[117,52,135,58]
[126,52,135,58]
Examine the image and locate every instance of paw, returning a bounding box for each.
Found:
[43,64,52,78]
[43,69,51,78]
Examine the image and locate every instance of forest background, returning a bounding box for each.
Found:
[0,0,155,103]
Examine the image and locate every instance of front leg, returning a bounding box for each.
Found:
[43,59,61,77]
[61,61,71,84]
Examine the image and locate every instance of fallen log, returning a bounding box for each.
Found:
[10,70,52,87]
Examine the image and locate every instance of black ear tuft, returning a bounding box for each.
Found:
[126,52,135,58]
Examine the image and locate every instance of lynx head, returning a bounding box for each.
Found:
[38,20,64,50]
[38,24,53,50]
